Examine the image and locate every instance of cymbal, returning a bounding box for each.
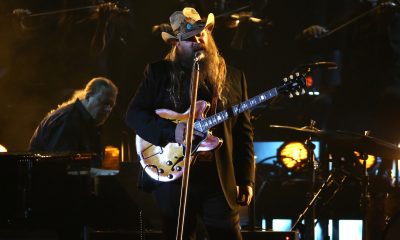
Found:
[270,124,323,134]
[270,124,400,160]
[269,124,360,142]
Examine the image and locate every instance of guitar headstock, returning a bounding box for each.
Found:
[278,72,307,98]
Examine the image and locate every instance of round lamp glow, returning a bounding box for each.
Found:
[278,142,308,171]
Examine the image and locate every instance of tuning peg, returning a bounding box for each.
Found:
[289,75,294,79]
[301,89,306,94]
[295,72,300,77]
[283,77,288,82]
[289,93,293,98]
[295,91,300,96]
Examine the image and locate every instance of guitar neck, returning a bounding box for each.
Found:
[195,87,278,132]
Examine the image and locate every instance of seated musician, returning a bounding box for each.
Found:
[28,77,117,240]
[125,7,255,240]
[29,77,118,163]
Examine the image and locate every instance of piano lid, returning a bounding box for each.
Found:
[0,152,98,161]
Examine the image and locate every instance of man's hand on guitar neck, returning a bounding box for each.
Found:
[236,185,253,206]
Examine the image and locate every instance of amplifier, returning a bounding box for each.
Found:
[242,230,300,240]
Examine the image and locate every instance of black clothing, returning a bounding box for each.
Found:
[29,99,103,162]
[126,59,255,208]
[28,99,103,240]
[126,60,254,239]
[153,162,242,240]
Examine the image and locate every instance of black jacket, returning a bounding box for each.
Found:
[29,99,102,162]
[126,60,254,209]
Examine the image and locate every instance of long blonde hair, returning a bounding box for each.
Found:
[165,30,227,107]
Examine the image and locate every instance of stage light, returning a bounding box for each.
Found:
[354,151,376,169]
[0,144,7,152]
[306,75,313,87]
[278,142,308,171]
[102,145,119,170]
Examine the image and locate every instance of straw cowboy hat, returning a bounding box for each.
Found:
[161,7,215,44]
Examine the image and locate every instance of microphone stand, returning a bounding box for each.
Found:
[320,1,398,39]
[176,58,201,240]
[304,137,316,240]
[12,2,129,18]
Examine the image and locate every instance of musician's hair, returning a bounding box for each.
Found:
[55,77,118,110]
[164,29,227,108]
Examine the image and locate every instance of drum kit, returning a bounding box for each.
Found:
[269,122,400,240]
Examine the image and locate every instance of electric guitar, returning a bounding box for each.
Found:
[136,73,307,182]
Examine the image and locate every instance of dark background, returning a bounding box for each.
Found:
[0,0,399,234]
[1,0,399,150]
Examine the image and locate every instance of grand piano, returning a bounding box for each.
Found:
[0,152,155,239]
[0,152,94,225]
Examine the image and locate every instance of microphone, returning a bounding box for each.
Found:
[12,8,32,17]
[151,23,172,35]
[113,6,130,14]
[194,51,205,62]
[98,2,130,14]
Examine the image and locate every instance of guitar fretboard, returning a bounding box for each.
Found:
[195,88,278,132]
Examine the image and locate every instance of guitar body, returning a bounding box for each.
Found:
[135,73,306,182]
[136,100,223,182]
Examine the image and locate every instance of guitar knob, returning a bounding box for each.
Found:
[158,169,164,174]
[166,160,173,166]
[176,166,182,171]
[167,174,173,179]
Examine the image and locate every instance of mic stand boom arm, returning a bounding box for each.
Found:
[12,2,129,18]
[176,59,201,240]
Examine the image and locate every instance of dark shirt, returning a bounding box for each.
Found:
[29,99,103,164]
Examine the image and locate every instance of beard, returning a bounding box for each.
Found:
[199,44,222,90]
[169,34,226,105]
[177,42,216,75]
[176,42,206,67]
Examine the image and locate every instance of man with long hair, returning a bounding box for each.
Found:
[126,7,254,239]
[30,77,117,156]
[28,77,117,240]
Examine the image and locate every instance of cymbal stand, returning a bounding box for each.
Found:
[360,153,370,240]
[290,136,317,240]
[359,130,372,240]
[306,137,317,240]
